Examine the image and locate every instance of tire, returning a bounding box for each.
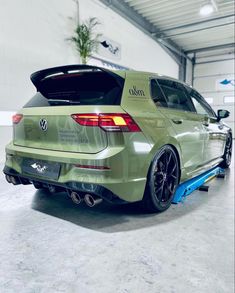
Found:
[142,145,180,213]
[220,133,232,169]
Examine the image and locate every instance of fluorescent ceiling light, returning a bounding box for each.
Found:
[200,0,217,16]
[200,3,214,16]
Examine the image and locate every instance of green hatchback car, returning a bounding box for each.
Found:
[4,65,232,212]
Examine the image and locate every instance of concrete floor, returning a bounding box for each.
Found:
[0,157,234,293]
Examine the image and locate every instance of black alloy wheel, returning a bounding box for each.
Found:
[220,133,233,168]
[142,145,180,212]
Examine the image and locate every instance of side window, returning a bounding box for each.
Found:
[158,79,194,112]
[185,86,216,117]
[191,97,208,115]
[150,79,168,108]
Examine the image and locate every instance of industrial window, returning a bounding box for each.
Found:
[224,96,234,103]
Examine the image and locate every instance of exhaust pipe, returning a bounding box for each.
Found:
[70,191,82,205]
[10,176,20,185]
[84,194,103,207]
[48,184,57,193]
[6,175,29,185]
[5,175,12,183]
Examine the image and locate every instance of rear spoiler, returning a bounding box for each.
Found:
[30,64,125,91]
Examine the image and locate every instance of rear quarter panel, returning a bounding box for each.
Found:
[121,73,186,182]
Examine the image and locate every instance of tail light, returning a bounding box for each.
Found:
[12,114,23,124]
[74,164,110,170]
[71,113,141,132]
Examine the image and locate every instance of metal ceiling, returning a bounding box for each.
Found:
[99,0,234,80]
[124,0,235,53]
[99,0,189,80]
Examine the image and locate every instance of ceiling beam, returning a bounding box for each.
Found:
[160,22,234,39]
[98,0,190,65]
[153,14,235,35]
[196,51,235,59]
[195,58,235,65]
[186,43,235,54]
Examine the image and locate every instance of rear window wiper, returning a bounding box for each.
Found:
[48,99,81,105]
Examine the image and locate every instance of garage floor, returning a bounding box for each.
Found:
[0,154,234,293]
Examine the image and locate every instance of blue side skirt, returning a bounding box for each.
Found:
[172,167,224,204]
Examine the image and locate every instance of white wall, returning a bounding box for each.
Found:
[0,0,178,162]
[194,59,235,135]
[78,0,179,75]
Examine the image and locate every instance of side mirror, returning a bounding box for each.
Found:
[217,109,230,121]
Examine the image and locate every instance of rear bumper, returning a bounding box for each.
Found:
[4,141,150,202]
[3,165,125,204]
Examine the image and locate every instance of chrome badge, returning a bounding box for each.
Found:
[39,118,48,131]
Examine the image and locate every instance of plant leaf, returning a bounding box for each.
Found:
[69,17,102,64]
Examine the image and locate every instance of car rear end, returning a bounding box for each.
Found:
[4,65,152,204]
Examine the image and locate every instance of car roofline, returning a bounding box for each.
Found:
[114,69,193,88]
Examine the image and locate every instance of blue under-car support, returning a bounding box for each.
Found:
[172,166,224,204]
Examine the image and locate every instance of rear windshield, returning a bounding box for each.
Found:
[24,71,124,107]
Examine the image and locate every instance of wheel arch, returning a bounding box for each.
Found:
[167,143,181,183]
[146,142,182,183]
[142,143,182,212]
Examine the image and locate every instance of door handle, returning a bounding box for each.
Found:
[172,119,183,124]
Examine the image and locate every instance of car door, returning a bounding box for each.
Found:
[184,86,227,163]
[155,78,207,178]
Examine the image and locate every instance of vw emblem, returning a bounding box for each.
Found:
[39,118,48,131]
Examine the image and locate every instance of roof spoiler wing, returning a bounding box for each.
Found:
[30,64,124,91]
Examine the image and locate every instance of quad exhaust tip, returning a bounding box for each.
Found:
[84,193,103,207]
[6,175,12,183]
[11,176,18,185]
[70,191,82,205]
[5,175,20,185]
[68,190,102,207]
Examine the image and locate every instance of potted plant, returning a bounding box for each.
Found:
[70,17,101,64]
